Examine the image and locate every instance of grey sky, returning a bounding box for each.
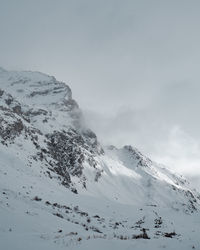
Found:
[1,0,200,183]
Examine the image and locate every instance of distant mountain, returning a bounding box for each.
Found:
[0,68,199,250]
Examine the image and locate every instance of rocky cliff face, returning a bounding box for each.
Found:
[0,68,103,192]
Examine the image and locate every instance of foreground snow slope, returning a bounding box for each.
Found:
[0,68,200,250]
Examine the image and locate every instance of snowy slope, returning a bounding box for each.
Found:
[0,67,200,250]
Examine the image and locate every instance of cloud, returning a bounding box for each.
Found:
[84,108,200,184]
[152,126,200,175]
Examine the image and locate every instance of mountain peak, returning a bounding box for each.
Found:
[0,68,200,250]
[0,69,74,109]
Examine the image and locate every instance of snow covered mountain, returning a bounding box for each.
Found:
[0,67,200,250]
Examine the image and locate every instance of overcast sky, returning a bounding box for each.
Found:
[1,0,200,184]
